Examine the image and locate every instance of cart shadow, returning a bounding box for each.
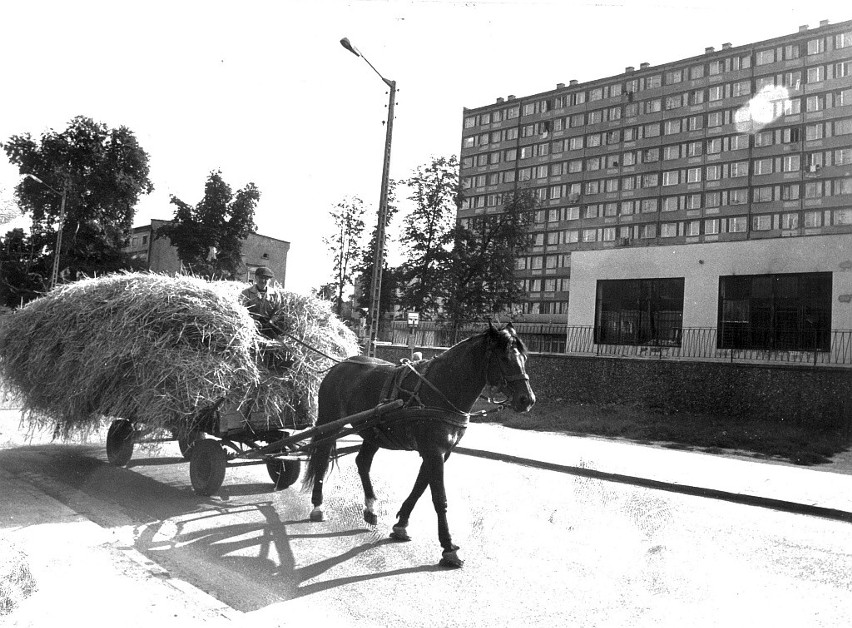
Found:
[134,501,441,612]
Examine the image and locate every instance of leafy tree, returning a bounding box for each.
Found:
[353,180,399,318]
[322,196,366,316]
[397,156,460,318]
[444,189,536,323]
[0,228,48,307]
[158,170,259,279]
[2,116,153,285]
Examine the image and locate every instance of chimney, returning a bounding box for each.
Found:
[640,62,650,69]
[556,82,565,89]
[799,24,808,32]
[569,79,578,86]
[625,66,634,73]
[496,97,504,104]
[820,19,829,27]
[722,42,732,50]
[705,46,715,54]
[507,95,516,101]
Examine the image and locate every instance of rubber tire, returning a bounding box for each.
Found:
[106,420,134,467]
[266,459,302,490]
[178,432,202,460]
[189,439,227,496]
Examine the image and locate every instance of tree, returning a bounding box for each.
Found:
[443,189,536,323]
[158,170,259,279]
[397,156,460,318]
[2,116,153,285]
[322,196,366,316]
[353,180,399,318]
[0,227,48,307]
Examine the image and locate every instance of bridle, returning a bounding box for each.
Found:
[482,333,530,405]
[392,329,530,419]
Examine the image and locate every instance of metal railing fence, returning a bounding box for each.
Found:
[376,321,852,367]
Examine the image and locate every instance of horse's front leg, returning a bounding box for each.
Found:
[356,440,381,525]
[423,450,463,568]
[391,459,431,542]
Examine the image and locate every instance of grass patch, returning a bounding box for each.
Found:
[0,543,37,616]
[472,399,848,467]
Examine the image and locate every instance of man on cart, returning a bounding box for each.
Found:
[240,266,283,339]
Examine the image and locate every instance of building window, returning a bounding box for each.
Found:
[705,218,719,234]
[595,277,685,346]
[730,161,749,178]
[804,210,822,228]
[756,49,776,65]
[728,216,747,232]
[686,220,701,236]
[661,223,678,238]
[718,272,832,351]
[663,170,680,186]
[807,38,826,55]
[752,215,773,231]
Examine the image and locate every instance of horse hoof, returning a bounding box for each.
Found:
[363,510,378,526]
[309,509,325,522]
[389,526,411,542]
[439,550,464,568]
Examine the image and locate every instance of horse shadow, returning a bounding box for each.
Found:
[133,498,441,612]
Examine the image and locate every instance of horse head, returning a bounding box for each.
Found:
[484,322,536,413]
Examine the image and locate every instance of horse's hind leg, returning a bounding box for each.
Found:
[355,440,380,525]
[307,440,335,522]
[391,459,431,541]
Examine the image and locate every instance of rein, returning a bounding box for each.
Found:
[393,333,528,421]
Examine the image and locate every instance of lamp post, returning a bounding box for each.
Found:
[22,174,68,289]
[340,37,396,357]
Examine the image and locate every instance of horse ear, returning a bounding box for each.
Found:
[487,318,496,331]
[506,322,515,333]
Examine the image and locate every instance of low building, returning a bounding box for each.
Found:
[124,219,290,286]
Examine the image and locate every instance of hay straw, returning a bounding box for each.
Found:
[0,272,360,439]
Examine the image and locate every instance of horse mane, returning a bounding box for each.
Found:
[489,323,528,358]
[442,323,527,359]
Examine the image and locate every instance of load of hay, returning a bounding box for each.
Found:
[0,272,359,439]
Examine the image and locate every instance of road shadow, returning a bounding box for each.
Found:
[2,443,450,613]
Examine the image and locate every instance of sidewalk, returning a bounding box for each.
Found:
[4,413,852,626]
[460,424,852,521]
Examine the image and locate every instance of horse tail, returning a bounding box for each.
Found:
[301,436,337,493]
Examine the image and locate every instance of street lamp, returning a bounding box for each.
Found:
[340,37,396,357]
[22,173,68,289]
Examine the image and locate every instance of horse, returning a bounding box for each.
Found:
[302,321,536,568]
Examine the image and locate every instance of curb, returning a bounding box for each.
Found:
[455,446,852,524]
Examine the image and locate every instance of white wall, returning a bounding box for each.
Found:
[567,234,852,329]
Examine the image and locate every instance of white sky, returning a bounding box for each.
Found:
[0,0,847,295]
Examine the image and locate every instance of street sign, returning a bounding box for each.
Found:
[407,312,420,328]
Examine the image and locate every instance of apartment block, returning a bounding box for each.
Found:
[459,19,852,359]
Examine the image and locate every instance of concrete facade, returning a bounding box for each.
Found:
[567,233,852,330]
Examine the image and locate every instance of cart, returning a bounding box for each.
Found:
[105,398,405,496]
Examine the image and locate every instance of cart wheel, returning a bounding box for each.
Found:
[106,419,134,467]
[189,439,227,496]
[266,459,302,490]
[178,432,203,460]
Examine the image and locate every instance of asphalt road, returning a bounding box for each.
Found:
[3,431,852,627]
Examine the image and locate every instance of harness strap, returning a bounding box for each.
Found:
[398,361,472,418]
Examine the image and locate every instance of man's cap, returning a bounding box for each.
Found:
[255,266,274,278]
